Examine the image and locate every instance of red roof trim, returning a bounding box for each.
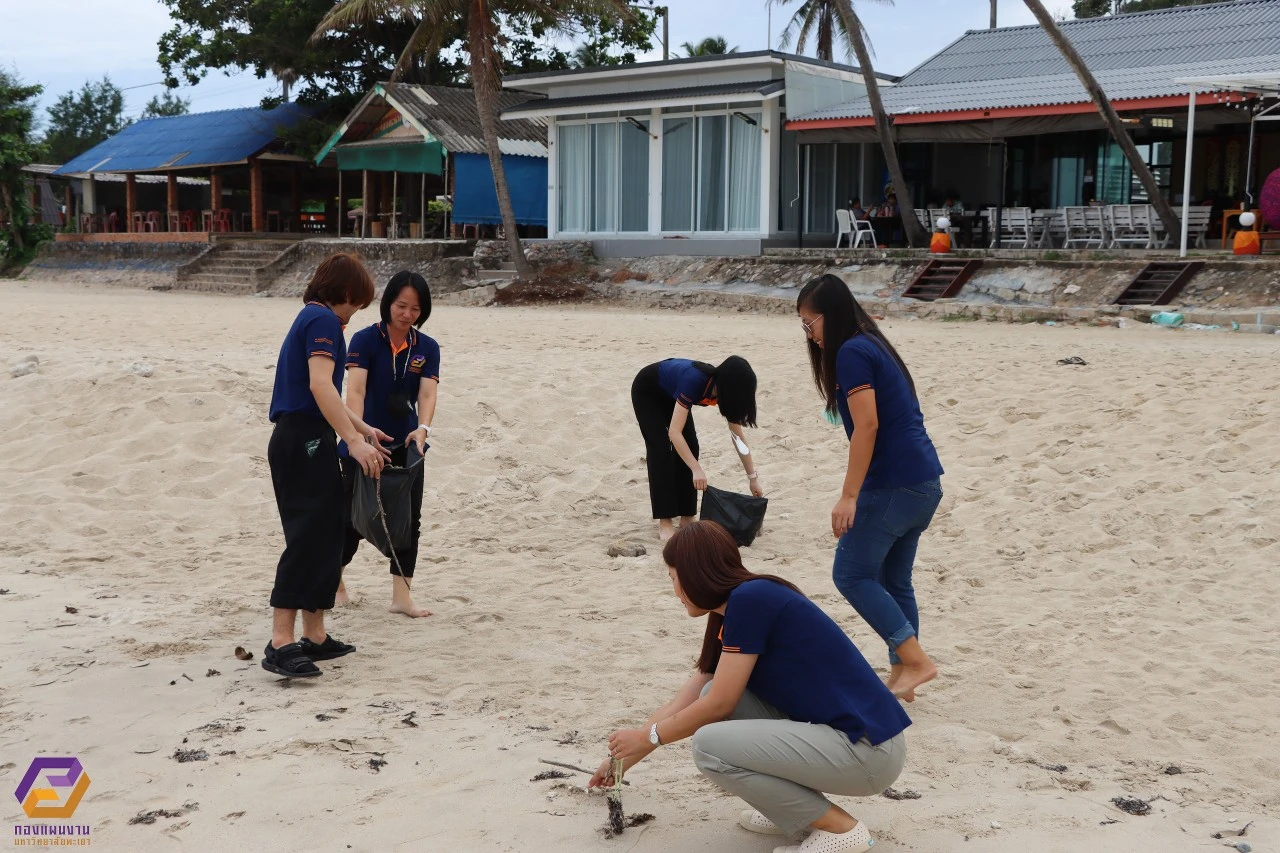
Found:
[786,92,1243,130]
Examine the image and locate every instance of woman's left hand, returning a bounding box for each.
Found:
[748,476,764,498]
[831,495,857,538]
[607,728,655,770]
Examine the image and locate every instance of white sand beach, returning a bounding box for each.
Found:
[1,279,1277,852]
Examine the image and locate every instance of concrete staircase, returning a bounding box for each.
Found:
[175,238,300,294]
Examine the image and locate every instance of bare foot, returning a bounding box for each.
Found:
[389,599,433,618]
[390,579,431,618]
[890,663,936,701]
[658,520,676,542]
[334,582,351,607]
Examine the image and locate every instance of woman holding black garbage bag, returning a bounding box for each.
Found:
[631,356,764,542]
[337,270,440,618]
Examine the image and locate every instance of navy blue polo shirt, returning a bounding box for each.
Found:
[343,322,440,448]
[656,359,717,409]
[268,302,346,422]
[835,334,944,491]
[721,579,911,746]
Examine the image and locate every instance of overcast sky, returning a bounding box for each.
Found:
[2,0,1077,126]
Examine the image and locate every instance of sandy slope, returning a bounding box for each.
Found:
[0,279,1276,852]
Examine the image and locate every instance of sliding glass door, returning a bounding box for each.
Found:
[558,115,651,233]
[662,107,763,234]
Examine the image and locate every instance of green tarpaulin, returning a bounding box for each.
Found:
[336,141,443,174]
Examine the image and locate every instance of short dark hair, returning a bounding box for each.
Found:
[714,355,757,428]
[380,270,432,327]
[302,253,375,308]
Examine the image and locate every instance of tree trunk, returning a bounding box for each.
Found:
[833,1,927,247]
[468,11,531,277]
[1022,0,1180,236]
[0,183,24,251]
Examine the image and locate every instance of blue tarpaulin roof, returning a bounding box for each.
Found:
[452,153,547,227]
[55,103,310,175]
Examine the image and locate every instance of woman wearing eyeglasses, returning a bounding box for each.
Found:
[796,275,944,702]
[337,270,440,619]
[631,356,763,542]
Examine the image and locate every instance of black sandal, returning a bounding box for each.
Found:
[262,642,322,678]
[298,635,357,661]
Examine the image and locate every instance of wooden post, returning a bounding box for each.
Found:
[210,169,223,230]
[337,170,345,236]
[361,169,368,238]
[166,174,178,230]
[420,172,426,239]
[64,185,74,231]
[125,173,137,233]
[290,167,300,233]
[250,157,264,233]
[391,170,398,239]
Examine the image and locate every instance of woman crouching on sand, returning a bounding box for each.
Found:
[589,521,908,853]
[797,274,944,701]
[630,356,763,541]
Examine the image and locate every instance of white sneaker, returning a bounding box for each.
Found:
[739,809,786,835]
[773,823,875,853]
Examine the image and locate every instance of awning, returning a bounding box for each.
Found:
[335,140,443,174]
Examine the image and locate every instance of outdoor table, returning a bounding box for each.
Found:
[868,216,900,246]
[1221,208,1265,247]
[950,213,988,248]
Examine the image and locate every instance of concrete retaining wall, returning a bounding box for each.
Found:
[22,241,211,289]
[260,239,480,297]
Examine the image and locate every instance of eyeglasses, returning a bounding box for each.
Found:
[801,315,821,336]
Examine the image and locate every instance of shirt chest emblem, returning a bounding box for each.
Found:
[409,354,426,373]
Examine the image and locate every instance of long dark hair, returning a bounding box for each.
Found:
[662,521,801,674]
[690,357,757,427]
[796,274,916,415]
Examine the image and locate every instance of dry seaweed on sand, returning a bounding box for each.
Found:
[882,787,922,800]
[1110,796,1151,816]
[172,749,208,763]
[531,770,571,782]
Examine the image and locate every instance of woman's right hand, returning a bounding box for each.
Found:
[349,439,384,478]
[587,757,615,789]
[691,466,708,491]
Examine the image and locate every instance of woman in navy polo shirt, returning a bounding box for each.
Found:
[265,253,390,679]
[590,521,907,853]
[797,274,944,702]
[631,356,763,541]
[337,270,440,619]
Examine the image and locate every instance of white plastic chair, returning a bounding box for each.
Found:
[835,208,854,248]
[852,217,877,249]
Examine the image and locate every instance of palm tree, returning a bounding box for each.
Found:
[315,1,634,278]
[1022,0,1180,236]
[572,42,613,69]
[680,36,737,57]
[818,0,926,246]
[770,0,887,63]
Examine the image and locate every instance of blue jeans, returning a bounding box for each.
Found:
[833,478,942,665]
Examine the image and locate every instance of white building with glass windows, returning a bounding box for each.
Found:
[502,52,895,256]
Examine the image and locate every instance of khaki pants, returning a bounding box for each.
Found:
[691,684,906,837]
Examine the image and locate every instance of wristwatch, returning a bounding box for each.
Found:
[417,425,432,436]
[648,723,661,746]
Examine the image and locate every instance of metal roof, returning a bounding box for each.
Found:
[322,84,547,161]
[54,103,310,175]
[501,80,786,116]
[22,163,207,184]
[503,50,894,84]
[793,0,1280,123]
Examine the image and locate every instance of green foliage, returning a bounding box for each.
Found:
[570,11,658,68]
[0,69,51,269]
[680,36,738,57]
[141,89,191,118]
[157,0,466,104]
[1073,0,1220,17]
[770,0,886,62]
[43,76,129,164]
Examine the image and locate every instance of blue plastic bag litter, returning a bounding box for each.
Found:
[1151,311,1184,327]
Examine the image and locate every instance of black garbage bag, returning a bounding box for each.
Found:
[351,444,424,558]
[699,484,768,547]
